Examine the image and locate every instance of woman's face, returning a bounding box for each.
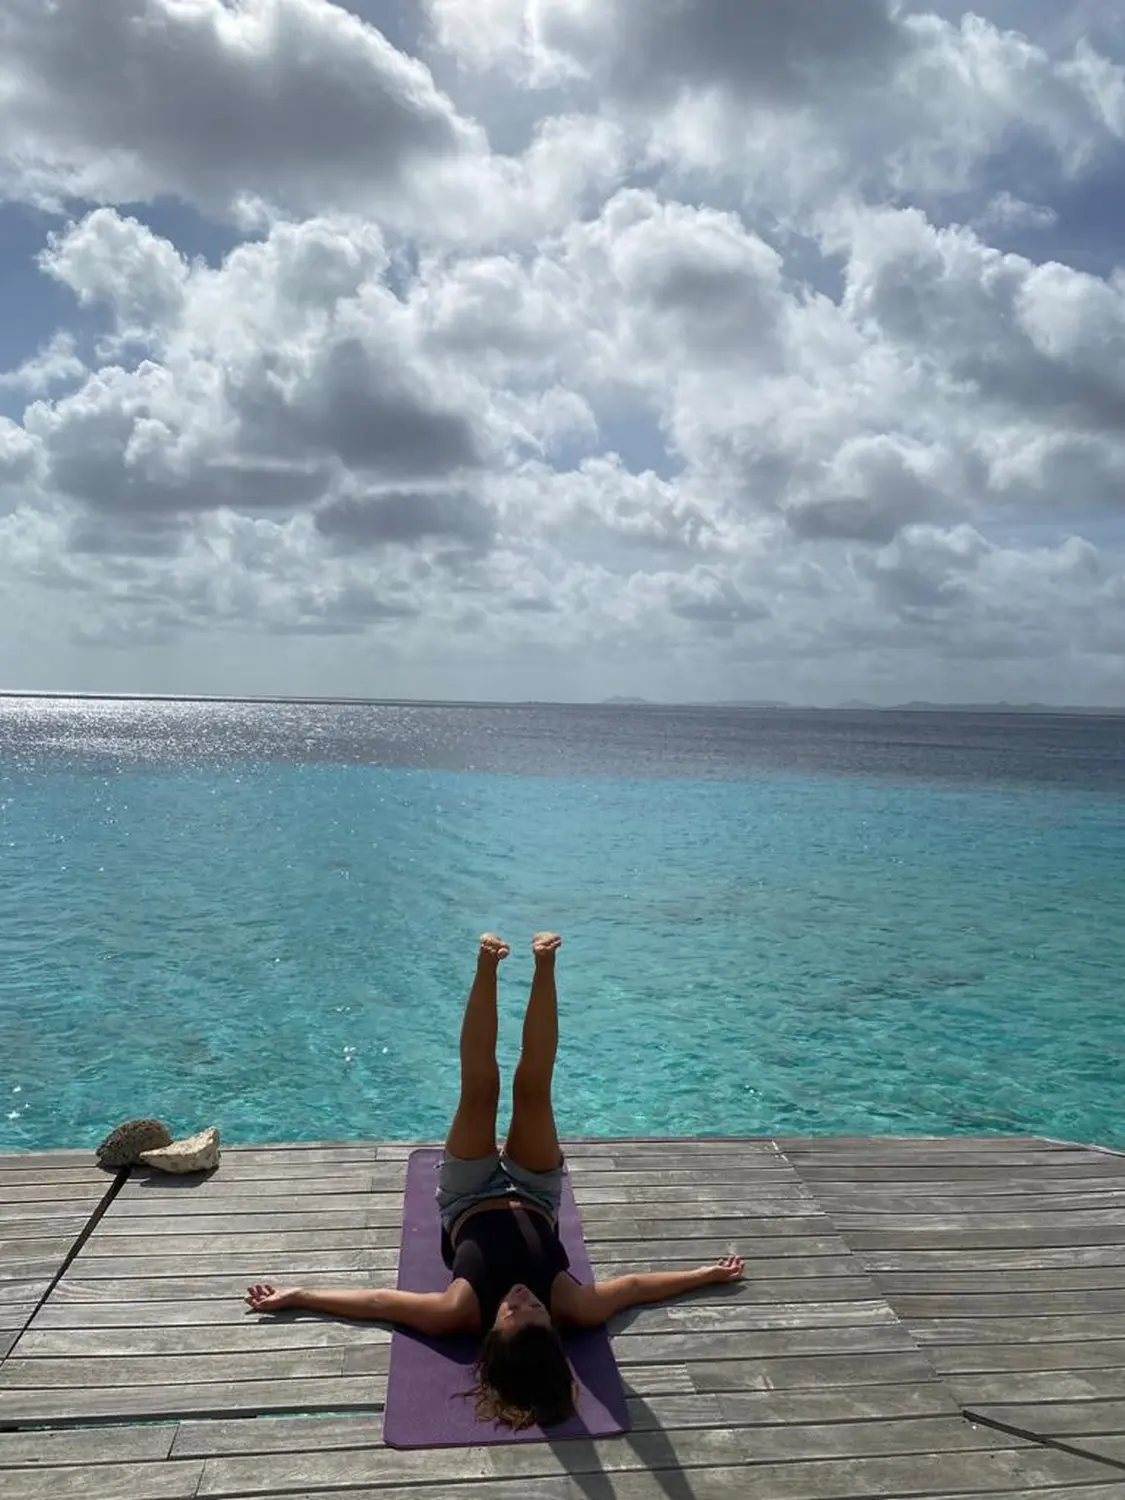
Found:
[495,1282,553,1332]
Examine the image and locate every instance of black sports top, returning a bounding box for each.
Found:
[441,1203,571,1329]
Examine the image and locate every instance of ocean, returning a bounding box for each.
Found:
[1,695,1123,1152]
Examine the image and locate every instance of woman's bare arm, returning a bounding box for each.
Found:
[245,1282,477,1335]
[553,1256,744,1328]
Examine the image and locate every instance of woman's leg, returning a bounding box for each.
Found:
[444,934,509,1160]
[504,932,563,1173]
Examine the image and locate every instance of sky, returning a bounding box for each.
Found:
[2,1,1125,705]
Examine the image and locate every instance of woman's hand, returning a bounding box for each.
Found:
[245,1283,301,1313]
[703,1255,744,1285]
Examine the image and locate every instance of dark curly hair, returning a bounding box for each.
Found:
[472,1322,577,1431]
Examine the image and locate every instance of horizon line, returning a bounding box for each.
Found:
[1,689,1123,715]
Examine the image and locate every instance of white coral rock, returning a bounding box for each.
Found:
[138,1126,221,1173]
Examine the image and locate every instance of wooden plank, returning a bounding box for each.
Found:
[808,1180,1125,1202]
[590,1250,858,1274]
[166,1387,959,1459]
[778,1135,1048,1149]
[566,1168,803,1186]
[583,1215,831,1239]
[0,1279,48,1306]
[621,1364,697,1395]
[956,1368,1125,1402]
[913,1313,1125,1344]
[786,1151,1105,1169]
[0,1151,99,1167]
[0,1304,35,1331]
[576,1187,817,1210]
[860,1246,1125,1271]
[54,1252,397,1279]
[688,1350,950,1392]
[15,1322,383,1356]
[0,1346,366,1387]
[795,1162,1125,1182]
[0,1377,380,1427]
[0,1358,697,1425]
[114,1173,401,1201]
[109,1192,397,1218]
[72,1224,844,1261]
[0,1167,109,1183]
[882,1268,1125,1293]
[96,1209,374,1235]
[178,1481,1125,1500]
[17,1299,900,1356]
[0,1240,79,1267]
[1,1459,202,1500]
[846,1226,1125,1250]
[932,1339,1125,1374]
[589,1157,796,1174]
[588,1236,847,1261]
[81,1229,393,1255]
[0,1203,105,1224]
[568,1138,784,1150]
[0,1217,91,1241]
[835,1209,1125,1230]
[968,1399,1125,1437]
[37,1272,879,1324]
[197,1447,495,1493]
[50,1270,392,1303]
[713,1384,960,1424]
[822,1195,1125,1217]
[0,1424,175,1467]
[209,1148,379,1165]
[195,1438,1109,1498]
[37,1282,398,1323]
[1075,1435,1125,1462]
[163,1414,1023,1478]
[895,1291,1125,1316]
[0,1332,17,1358]
[173,1400,712,1457]
[603,1325,922,1364]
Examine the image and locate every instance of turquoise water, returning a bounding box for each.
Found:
[3,706,1124,1150]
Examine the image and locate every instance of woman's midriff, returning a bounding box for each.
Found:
[450,1194,554,1246]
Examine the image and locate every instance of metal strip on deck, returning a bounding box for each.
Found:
[1,1137,1124,1499]
[781,1134,1125,1472]
[0,1153,122,1368]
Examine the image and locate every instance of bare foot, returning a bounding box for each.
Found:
[479,933,510,963]
[532,931,562,960]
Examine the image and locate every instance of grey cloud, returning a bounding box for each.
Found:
[46,435,329,518]
[953,346,1125,435]
[314,488,496,552]
[68,515,185,558]
[856,526,990,617]
[569,0,907,106]
[785,489,933,546]
[2,0,470,216]
[233,338,484,480]
[269,582,420,636]
[507,595,558,613]
[850,225,1125,440]
[669,576,770,635]
[782,438,958,545]
[71,608,184,648]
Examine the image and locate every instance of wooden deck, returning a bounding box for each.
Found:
[2,1136,1125,1499]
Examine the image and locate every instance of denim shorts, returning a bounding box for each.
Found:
[436,1149,564,1232]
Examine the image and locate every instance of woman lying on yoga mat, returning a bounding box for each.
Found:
[247,932,743,1431]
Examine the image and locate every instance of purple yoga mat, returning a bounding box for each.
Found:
[383,1148,630,1448]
